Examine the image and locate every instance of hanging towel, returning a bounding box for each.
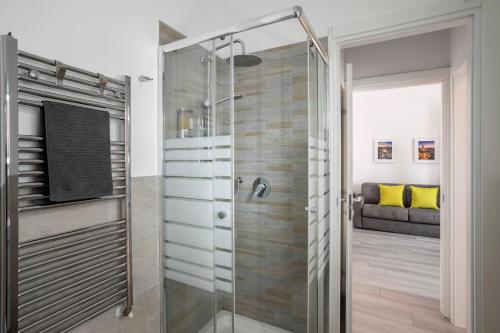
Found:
[43,100,113,202]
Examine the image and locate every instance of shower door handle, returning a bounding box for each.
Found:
[217,210,227,219]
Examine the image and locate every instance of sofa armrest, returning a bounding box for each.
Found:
[353,194,364,228]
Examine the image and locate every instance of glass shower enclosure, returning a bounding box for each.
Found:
[159,7,330,333]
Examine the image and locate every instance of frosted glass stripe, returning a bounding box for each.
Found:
[164,268,232,293]
[164,162,213,177]
[309,220,317,244]
[318,149,326,160]
[215,267,232,281]
[309,137,316,148]
[164,243,213,267]
[165,137,213,149]
[318,218,329,239]
[214,179,231,199]
[318,235,328,257]
[164,198,213,228]
[215,228,232,250]
[309,159,318,173]
[319,161,328,175]
[163,161,231,177]
[215,250,232,268]
[164,149,213,161]
[164,178,230,200]
[214,148,231,159]
[164,222,213,250]
[164,178,213,200]
[308,242,316,261]
[165,258,214,281]
[318,193,329,218]
[309,176,317,195]
[165,269,213,292]
[215,161,231,177]
[318,175,329,195]
[163,148,231,161]
[318,251,329,277]
[164,135,230,149]
[215,136,231,146]
[216,280,232,293]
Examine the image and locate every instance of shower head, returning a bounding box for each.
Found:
[217,38,262,67]
[231,54,262,67]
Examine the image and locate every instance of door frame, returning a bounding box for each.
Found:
[328,4,481,333]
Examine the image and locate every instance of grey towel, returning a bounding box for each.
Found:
[43,101,113,202]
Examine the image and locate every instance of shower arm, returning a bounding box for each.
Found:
[203,94,242,108]
[215,39,245,54]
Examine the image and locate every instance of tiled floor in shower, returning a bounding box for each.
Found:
[198,310,292,333]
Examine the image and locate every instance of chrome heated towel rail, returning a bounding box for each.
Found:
[0,34,132,333]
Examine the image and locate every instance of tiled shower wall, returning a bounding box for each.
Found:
[232,41,309,332]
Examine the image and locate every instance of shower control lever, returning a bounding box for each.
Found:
[218,210,227,219]
[252,177,271,198]
[253,183,266,197]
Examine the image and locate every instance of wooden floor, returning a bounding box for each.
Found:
[352,229,466,333]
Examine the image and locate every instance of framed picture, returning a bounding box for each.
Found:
[374,139,394,163]
[414,138,438,163]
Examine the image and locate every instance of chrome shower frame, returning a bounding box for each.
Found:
[158,6,329,333]
[159,6,328,62]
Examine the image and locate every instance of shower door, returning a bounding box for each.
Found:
[307,42,331,333]
[162,37,235,333]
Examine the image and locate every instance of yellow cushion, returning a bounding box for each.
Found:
[378,184,405,208]
[410,186,439,210]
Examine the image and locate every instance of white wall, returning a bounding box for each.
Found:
[352,84,442,194]
[449,23,472,329]
[0,0,162,177]
[344,30,450,80]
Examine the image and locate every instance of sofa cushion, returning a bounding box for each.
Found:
[409,186,439,209]
[362,204,408,221]
[405,184,440,208]
[408,208,440,225]
[379,184,405,207]
[361,182,404,205]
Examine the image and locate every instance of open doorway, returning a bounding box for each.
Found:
[351,79,452,332]
[336,22,473,333]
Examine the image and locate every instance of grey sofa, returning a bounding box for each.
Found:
[353,182,440,238]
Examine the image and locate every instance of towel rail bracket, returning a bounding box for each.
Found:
[55,60,67,85]
[98,73,108,95]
